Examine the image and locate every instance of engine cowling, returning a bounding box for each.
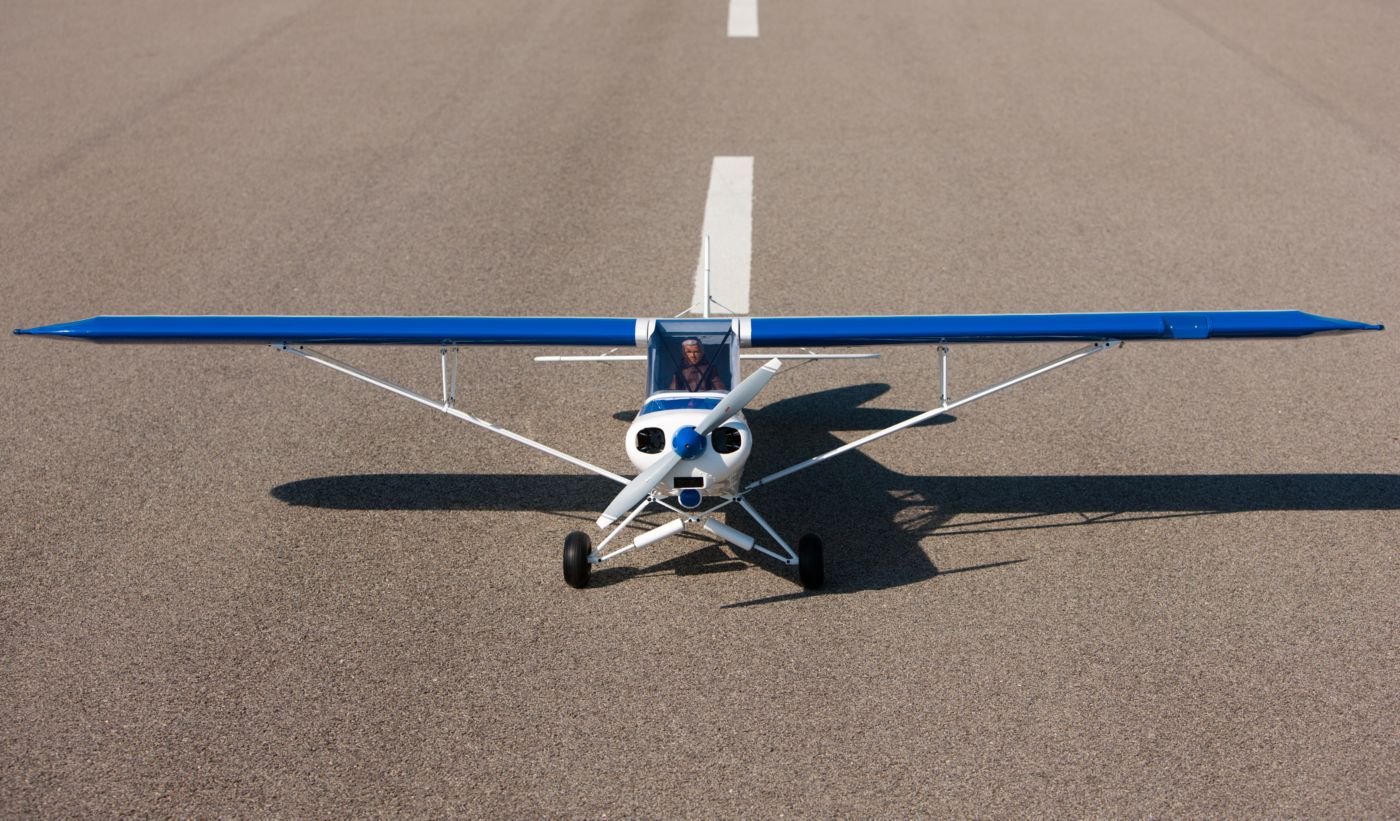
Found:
[624,406,752,497]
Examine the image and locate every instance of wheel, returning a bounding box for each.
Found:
[797,533,824,591]
[563,531,592,589]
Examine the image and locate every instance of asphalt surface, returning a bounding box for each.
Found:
[3,1,1397,816]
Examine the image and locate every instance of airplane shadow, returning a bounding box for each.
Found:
[271,384,1400,601]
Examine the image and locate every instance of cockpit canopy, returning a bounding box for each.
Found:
[647,318,739,395]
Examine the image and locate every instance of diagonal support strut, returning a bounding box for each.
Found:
[745,340,1120,492]
[273,344,627,485]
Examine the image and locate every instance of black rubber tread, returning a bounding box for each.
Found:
[563,531,592,589]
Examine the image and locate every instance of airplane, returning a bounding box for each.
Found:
[14,279,1382,591]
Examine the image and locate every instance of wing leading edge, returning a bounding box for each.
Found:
[14,310,1381,346]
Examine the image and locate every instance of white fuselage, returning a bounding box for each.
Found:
[624,391,753,499]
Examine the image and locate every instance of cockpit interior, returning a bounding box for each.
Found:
[646,318,738,395]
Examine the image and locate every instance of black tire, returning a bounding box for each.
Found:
[563,531,592,589]
[797,533,824,591]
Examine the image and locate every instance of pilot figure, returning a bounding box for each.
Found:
[669,337,727,392]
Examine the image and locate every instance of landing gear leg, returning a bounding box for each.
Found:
[734,497,824,591]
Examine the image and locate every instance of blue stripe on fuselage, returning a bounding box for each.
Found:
[640,396,722,416]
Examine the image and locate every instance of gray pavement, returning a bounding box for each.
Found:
[3,1,1397,815]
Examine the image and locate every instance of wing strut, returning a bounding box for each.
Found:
[745,340,1121,492]
[440,346,459,408]
[274,344,628,485]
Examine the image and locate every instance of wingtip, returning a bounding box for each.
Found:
[14,321,71,337]
[595,515,615,530]
[1309,313,1385,334]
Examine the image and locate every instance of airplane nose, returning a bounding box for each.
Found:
[671,426,707,460]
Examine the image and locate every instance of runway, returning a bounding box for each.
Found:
[3,1,1397,814]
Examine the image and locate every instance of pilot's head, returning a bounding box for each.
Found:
[681,338,704,366]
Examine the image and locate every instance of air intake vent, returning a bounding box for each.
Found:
[711,426,742,454]
[635,427,665,454]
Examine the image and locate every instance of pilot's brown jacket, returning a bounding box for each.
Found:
[669,363,726,392]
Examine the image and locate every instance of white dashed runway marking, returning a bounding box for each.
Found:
[728,0,758,38]
[693,156,753,316]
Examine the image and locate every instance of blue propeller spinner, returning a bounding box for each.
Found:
[671,426,707,459]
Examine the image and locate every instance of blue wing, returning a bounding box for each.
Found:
[746,311,1381,346]
[13,310,1381,345]
[12,315,640,346]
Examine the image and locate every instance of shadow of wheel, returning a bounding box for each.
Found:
[797,533,823,590]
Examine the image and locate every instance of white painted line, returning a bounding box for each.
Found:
[728,0,758,38]
[693,156,753,316]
